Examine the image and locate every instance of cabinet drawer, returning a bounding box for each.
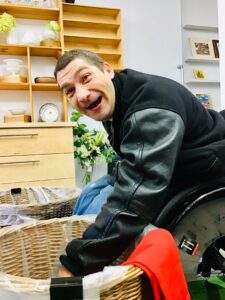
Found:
[0,153,75,184]
[0,128,74,156]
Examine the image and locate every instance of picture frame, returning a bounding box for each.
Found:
[189,38,215,58]
[195,93,212,109]
[193,69,205,80]
[212,39,219,58]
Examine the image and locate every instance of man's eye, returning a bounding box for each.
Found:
[82,73,91,83]
[65,88,75,97]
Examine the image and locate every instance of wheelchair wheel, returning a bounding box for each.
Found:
[172,194,225,282]
[155,180,225,282]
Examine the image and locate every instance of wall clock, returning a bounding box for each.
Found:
[39,103,59,122]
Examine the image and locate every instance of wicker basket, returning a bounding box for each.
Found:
[0,186,80,226]
[0,216,145,299]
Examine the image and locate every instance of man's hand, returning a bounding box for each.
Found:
[58,265,74,277]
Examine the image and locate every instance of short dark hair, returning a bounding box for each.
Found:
[54,49,105,78]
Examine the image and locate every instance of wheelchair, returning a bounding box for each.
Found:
[154,177,225,282]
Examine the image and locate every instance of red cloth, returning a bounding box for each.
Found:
[122,229,191,300]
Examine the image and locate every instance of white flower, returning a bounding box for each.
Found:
[79,145,89,158]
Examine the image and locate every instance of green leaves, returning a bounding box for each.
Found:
[0,13,16,33]
[71,111,83,122]
[71,112,115,184]
[47,20,60,32]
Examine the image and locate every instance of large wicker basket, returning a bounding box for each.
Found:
[0,186,80,226]
[0,216,145,299]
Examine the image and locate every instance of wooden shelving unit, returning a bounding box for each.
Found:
[62,3,123,71]
[0,1,65,122]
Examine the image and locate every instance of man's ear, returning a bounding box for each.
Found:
[103,62,115,79]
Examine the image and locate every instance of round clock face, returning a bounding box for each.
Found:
[39,103,59,122]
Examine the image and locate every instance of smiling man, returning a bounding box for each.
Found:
[56,51,115,122]
[54,49,225,277]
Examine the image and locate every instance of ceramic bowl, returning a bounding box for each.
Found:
[3,59,23,66]
[9,109,26,115]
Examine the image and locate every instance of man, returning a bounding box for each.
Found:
[55,49,225,277]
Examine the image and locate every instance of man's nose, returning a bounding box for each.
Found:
[76,86,90,102]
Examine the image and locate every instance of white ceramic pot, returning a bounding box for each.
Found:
[21,31,40,45]
[6,28,19,45]
[43,28,58,40]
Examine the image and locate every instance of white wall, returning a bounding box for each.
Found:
[181,0,218,26]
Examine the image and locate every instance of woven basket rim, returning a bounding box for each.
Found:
[0,215,96,235]
[0,265,143,294]
[0,187,81,207]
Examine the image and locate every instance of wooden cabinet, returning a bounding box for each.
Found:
[62,3,123,71]
[0,123,76,188]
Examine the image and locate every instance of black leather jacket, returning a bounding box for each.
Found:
[60,69,225,276]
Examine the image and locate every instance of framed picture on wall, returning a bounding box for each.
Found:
[212,39,219,58]
[195,93,212,109]
[189,38,215,58]
[193,69,205,80]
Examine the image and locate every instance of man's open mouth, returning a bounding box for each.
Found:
[87,97,102,110]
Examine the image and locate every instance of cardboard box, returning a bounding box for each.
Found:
[4,115,31,123]
[0,75,27,83]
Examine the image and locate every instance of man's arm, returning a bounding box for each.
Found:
[60,109,185,276]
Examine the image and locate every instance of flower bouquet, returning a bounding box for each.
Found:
[71,112,116,184]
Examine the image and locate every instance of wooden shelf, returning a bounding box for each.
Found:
[0,83,29,90]
[185,56,219,63]
[183,24,218,32]
[32,84,60,91]
[0,44,27,56]
[63,20,120,39]
[29,46,62,57]
[0,44,61,57]
[0,4,59,20]
[63,18,120,27]
[64,35,121,44]
[63,3,123,70]
[63,3,120,24]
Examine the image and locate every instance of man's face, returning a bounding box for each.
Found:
[57,58,116,121]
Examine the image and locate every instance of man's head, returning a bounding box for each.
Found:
[55,49,116,122]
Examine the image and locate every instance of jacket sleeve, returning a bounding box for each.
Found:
[60,108,185,276]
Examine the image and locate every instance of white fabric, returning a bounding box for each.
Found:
[0,273,50,300]
[83,266,129,300]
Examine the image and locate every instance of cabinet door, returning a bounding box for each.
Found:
[0,128,73,156]
[0,153,74,184]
